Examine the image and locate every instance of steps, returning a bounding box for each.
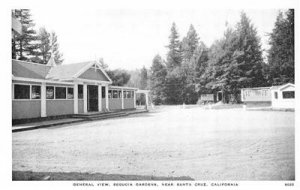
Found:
[72,109,148,121]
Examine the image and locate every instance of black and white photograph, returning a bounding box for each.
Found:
[1,0,299,189]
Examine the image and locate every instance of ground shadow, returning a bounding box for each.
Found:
[12,171,194,181]
[45,112,155,130]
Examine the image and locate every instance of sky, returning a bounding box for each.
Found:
[31,9,281,70]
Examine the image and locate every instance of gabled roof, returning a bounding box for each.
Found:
[46,61,91,80]
[271,83,295,91]
[12,60,52,79]
[12,59,112,83]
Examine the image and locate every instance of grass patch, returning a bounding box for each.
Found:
[12,171,194,181]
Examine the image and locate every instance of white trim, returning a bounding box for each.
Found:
[73,61,95,78]
[13,76,74,85]
[105,85,109,111]
[41,82,46,117]
[110,86,139,90]
[278,83,295,91]
[94,61,113,83]
[98,84,102,112]
[133,91,136,108]
[121,89,124,109]
[83,84,88,113]
[74,83,78,114]
[72,61,113,83]
[71,78,112,85]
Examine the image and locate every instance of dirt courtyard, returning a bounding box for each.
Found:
[12,106,295,180]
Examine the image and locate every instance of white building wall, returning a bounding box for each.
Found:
[271,87,295,109]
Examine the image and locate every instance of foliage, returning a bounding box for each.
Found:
[139,66,148,90]
[267,9,294,85]
[12,9,38,60]
[50,32,64,65]
[31,27,51,64]
[166,23,182,70]
[107,69,131,86]
[149,55,167,105]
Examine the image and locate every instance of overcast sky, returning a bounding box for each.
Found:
[31,9,281,70]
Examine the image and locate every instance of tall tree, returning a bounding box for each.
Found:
[181,25,199,62]
[12,9,38,60]
[164,23,184,104]
[180,25,200,103]
[230,12,265,90]
[206,13,265,102]
[139,66,148,90]
[50,32,64,65]
[166,22,182,70]
[31,27,51,64]
[193,42,210,95]
[150,55,167,105]
[30,28,64,65]
[268,9,294,84]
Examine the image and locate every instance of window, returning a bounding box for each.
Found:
[78,85,83,99]
[127,91,131,98]
[118,91,122,99]
[31,85,41,99]
[113,90,119,98]
[127,91,132,98]
[55,87,66,99]
[108,90,112,98]
[67,88,74,99]
[282,91,294,99]
[14,84,30,99]
[46,86,54,99]
[102,86,105,98]
[274,92,278,99]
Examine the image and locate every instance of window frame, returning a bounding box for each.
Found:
[55,86,67,99]
[67,87,74,99]
[274,91,278,99]
[282,91,295,99]
[46,86,55,100]
[13,83,42,101]
[13,83,31,100]
[78,85,83,99]
[31,85,41,99]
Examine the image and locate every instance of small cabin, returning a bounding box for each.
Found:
[271,83,295,109]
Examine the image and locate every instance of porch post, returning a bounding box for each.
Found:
[145,92,149,107]
[83,84,87,113]
[105,85,109,110]
[133,90,136,108]
[41,82,47,117]
[98,84,102,112]
[121,89,124,109]
[74,83,78,114]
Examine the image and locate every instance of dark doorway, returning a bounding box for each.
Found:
[88,85,98,112]
[217,91,223,102]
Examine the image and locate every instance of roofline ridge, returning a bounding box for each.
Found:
[12,59,52,67]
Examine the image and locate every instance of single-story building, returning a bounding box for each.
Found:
[241,86,272,107]
[12,57,138,120]
[241,83,295,109]
[271,83,295,109]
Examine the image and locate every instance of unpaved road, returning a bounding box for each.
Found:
[12,107,295,180]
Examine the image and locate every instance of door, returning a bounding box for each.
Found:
[88,85,98,112]
[218,92,223,102]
